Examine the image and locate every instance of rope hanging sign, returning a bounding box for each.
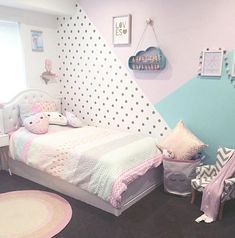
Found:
[128,18,166,71]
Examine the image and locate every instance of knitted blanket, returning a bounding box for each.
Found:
[201,152,235,221]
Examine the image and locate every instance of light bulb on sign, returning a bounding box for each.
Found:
[146,18,153,25]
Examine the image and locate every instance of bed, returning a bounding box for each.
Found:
[0,89,164,216]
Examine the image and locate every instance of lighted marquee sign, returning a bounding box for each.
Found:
[128,47,166,71]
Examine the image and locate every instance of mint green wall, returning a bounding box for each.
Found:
[155,53,235,163]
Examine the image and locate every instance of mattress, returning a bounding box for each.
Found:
[9,125,163,207]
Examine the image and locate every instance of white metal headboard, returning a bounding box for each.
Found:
[0,89,61,134]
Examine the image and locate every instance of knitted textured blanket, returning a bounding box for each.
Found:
[200,153,235,221]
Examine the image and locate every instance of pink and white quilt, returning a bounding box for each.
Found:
[9,125,163,208]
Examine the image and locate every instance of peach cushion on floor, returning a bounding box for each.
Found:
[159,120,207,160]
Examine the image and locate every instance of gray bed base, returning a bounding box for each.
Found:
[7,159,162,216]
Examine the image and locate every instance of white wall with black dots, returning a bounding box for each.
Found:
[56,4,170,140]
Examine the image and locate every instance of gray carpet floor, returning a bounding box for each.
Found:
[0,170,235,238]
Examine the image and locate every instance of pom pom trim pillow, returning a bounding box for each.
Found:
[159,120,207,160]
[32,101,57,112]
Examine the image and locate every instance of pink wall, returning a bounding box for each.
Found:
[78,0,235,103]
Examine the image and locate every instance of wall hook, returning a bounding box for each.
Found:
[146,18,153,25]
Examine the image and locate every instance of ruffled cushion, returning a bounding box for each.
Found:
[159,120,207,160]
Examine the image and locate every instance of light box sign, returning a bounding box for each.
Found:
[128,47,166,71]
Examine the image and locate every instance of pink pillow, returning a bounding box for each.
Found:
[159,120,207,160]
[23,113,49,134]
[32,101,57,112]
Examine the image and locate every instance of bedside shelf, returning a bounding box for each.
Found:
[0,134,10,173]
[0,134,9,147]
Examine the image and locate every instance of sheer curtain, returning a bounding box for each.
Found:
[0,21,26,103]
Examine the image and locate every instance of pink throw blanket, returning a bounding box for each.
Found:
[201,153,235,220]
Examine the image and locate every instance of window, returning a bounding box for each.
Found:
[0,21,26,103]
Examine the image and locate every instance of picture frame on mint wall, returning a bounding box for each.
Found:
[113,14,131,45]
[231,59,235,78]
[201,49,223,77]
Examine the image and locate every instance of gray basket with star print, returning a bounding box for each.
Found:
[163,158,201,196]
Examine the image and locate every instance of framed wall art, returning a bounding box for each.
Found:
[112,14,131,45]
[31,30,44,52]
[201,49,224,77]
[231,59,235,78]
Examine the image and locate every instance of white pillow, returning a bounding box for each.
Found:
[66,111,83,128]
[46,112,67,125]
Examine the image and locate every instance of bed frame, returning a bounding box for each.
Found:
[0,89,163,216]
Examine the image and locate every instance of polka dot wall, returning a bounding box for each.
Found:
[57,4,169,140]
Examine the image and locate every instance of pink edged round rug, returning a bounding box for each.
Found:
[0,190,72,238]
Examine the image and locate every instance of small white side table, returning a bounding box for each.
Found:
[0,134,11,174]
[0,134,9,147]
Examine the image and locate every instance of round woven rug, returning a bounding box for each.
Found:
[0,190,72,238]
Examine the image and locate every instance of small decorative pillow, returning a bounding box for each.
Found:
[66,111,83,128]
[46,112,67,125]
[156,144,175,159]
[32,101,57,112]
[162,149,175,159]
[23,113,49,134]
[19,103,42,122]
[159,120,207,160]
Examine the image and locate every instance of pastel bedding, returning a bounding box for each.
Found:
[9,125,163,208]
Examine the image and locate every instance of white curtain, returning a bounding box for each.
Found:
[0,21,26,103]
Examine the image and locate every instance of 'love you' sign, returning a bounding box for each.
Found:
[113,15,131,45]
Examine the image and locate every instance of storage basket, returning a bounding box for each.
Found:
[163,158,201,196]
